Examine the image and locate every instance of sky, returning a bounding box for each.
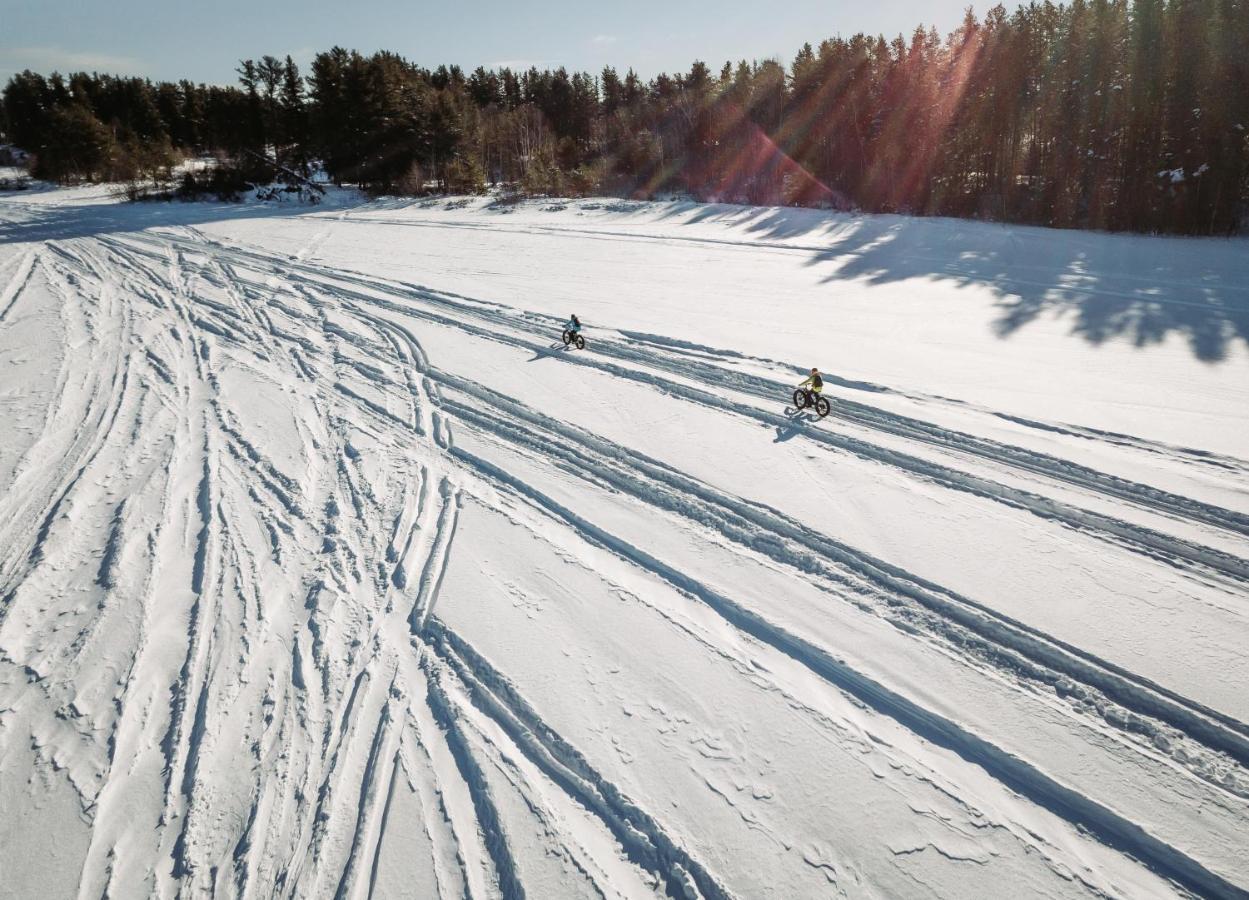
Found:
[1,0,978,86]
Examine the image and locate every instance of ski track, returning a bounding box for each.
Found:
[0,214,1246,899]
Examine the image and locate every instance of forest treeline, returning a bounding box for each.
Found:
[2,0,1246,233]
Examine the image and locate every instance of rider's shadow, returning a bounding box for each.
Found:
[527,342,567,362]
[774,410,814,443]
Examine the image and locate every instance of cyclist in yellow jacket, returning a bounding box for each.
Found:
[794,367,830,416]
[798,367,823,397]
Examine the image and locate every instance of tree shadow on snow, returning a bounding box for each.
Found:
[816,218,1249,364]
[655,202,1249,364]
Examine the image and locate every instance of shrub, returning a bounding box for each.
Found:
[444,156,486,195]
[566,160,608,197]
[520,150,563,197]
[175,161,252,201]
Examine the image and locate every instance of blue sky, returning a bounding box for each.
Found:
[2,0,975,85]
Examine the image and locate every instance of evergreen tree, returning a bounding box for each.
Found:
[280,56,308,167]
[33,103,113,182]
[4,5,1245,231]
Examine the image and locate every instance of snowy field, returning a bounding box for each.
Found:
[1,185,1247,899]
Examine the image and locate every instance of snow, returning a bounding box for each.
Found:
[1,185,1247,899]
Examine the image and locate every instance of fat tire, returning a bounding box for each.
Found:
[814,395,831,417]
[792,389,808,409]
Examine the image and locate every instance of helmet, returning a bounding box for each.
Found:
[811,367,819,373]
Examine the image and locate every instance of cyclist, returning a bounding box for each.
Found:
[797,367,823,403]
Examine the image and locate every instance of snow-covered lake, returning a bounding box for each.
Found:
[1,185,1247,898]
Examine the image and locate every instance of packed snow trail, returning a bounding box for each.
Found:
[1,189,1247,899]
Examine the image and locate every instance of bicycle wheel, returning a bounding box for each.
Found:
[792,389,808,409]
[561,329,573,346]
[573,334,585,350]
[814,395,830,417]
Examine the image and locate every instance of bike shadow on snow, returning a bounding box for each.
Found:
[526,342,576,362]
[774,408,821,443]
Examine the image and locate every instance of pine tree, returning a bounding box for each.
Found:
[4,6,1245,231]
[280,56,308,168]
[33,103,113,182]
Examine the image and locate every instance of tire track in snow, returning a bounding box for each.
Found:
[442,378,1249,814]
[165,229,1249,742]
[328,295,1249,799]
[277,251,1249,813]
[62,235,415,893]
[423,288,1249,554]
[155,234,1247,583]
[0,243,134,610]
[410,479,461,632]
[306,270,692,898]
[423,659,527,900]
[0,230,483,896]
[432,302,1249,582]
[424,619,735,900]
[162,270,226,881]
[333,690,398,900]
[320,272,1249,893]
[160,225,1249,483]
[0,246,38,323]
[445,442,1247,900]
[627,322,1249,474]
[32,222,1239,897]
[392,730,476,899]
[151,235,517,895]
[404,272,1249,542]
